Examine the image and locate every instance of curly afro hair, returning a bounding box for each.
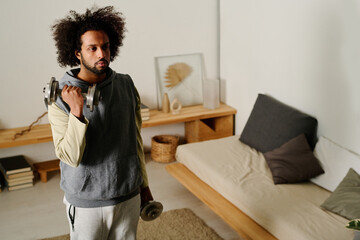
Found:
[51,6,126,67]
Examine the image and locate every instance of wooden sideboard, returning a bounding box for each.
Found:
[0,103,237,149]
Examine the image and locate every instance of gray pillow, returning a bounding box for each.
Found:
[240,94,318,153]
[264,134,324,184]
[321,168,360,220]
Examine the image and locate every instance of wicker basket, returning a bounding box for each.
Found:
[151,135,180,163]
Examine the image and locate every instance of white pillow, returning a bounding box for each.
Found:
[310,136,360,192]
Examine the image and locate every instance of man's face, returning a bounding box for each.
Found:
[76,30,111,75]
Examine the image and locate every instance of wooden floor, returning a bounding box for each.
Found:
[0,154,241,240]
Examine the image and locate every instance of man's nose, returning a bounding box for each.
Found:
[97,48,105,58]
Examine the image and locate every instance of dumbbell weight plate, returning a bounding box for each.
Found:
[43,77,58,105]
[50,78,59,104]
[140,201,163,221]
[43,82,51,105]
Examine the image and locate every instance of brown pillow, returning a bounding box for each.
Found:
[264,134,324,184]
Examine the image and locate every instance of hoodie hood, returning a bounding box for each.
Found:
[55,68,114,114]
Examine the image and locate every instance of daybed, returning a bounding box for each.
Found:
[166,94,360,240]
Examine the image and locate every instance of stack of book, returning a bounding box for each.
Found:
[141,103,150,121]
[0,155,34,191]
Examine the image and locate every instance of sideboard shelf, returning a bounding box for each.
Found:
[0,124,53,149]
[0,103,237,149]
[142,103,236,128]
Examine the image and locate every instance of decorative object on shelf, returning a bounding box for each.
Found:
[164,63,193,89]
[155,53,204,109]
[141,103,150,121]
[162,93,170,113]
[170,98,182,115]
[13,112,48,140]
[151,135,180,163]
[203,79,220,110]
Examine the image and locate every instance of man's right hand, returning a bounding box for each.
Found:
[61,85,84,120]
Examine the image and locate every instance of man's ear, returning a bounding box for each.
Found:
[75,50,81,60]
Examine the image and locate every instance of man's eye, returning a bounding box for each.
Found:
[89,47,97,51]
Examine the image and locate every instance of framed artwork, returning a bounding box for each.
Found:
[155,53,204,109]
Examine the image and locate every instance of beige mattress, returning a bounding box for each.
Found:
[175,136,353,240]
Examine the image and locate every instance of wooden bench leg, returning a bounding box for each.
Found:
[38,171,48,183]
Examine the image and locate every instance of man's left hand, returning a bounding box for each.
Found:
[140,186,154,207]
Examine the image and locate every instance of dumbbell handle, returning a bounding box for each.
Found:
[55,89,88,98]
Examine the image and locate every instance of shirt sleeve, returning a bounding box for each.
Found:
[48,103,88,168]
[134,88,149,188]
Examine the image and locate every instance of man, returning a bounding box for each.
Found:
[48,6,153,240]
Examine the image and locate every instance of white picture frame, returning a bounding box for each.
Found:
[155,53,204,109]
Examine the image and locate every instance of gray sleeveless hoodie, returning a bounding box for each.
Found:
[56,68,143,208]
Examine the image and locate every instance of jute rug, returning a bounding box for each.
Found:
[41,208,223,240]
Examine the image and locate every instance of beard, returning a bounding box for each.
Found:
[80,54,109,75]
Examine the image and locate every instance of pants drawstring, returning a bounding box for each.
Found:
[68,204,76,231]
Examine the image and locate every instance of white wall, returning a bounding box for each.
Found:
[0,0,218,162]
[221,0,360,154]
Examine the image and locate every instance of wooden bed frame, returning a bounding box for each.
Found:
[165,163,277,240]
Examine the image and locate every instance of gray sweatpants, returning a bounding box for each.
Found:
[63,195,140,240]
